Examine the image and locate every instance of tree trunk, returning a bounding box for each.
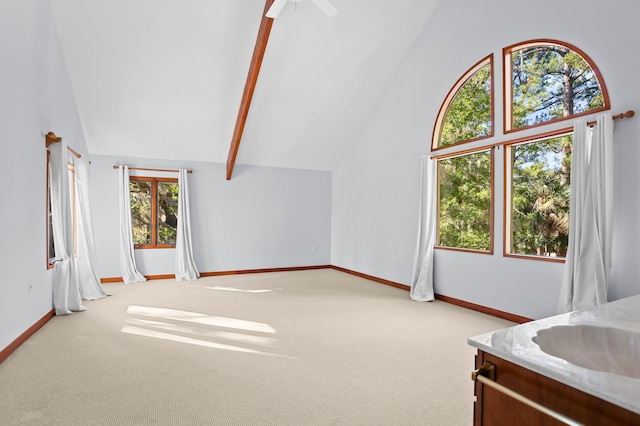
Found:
[560,59,573,185]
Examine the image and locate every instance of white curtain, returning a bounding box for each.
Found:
[75,158,109,300]
[557,113,613,313]
[175,169,200,281]
[118,166,147,284]
[410,155,437,302]
[49,139,86,315]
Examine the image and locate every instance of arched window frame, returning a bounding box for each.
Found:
[432,54,494,151]
[432,39,610,261]
[503,39,610,134]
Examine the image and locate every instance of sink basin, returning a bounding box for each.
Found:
[532,325,640,379]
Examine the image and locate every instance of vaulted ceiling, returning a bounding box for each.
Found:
[50,0,440,173]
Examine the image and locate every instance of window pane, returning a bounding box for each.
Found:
[157,181,178,246]
[130,180,152,245]
[439,63,492,147]
[510,135,571,257]
[438,151,492,251]
[511,44,604,129]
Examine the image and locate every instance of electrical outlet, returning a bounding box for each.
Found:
[27,281,33,294]
[199,248,205,255]
[311,246,316,252]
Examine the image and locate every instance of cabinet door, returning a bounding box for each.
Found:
[474,351,640,426]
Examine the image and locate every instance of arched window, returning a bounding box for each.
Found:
[433,55,493,150]
[504,40,609,132]
[432,40,609,260]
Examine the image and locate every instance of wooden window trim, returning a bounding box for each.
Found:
[502,128,572,263]
[503,39,610,135]
[130,176,178,250]
[432,54,494,151]
[431,39,619,262]
[435,148,494,254]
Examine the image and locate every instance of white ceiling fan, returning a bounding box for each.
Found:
[266,0,338,19]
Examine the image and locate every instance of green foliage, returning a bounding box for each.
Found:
[439,64,492,147]
[436,43,601,257]
[511,136,572,256]
[511,45,603,128]
[130,181,152,245]
[157,182,178,245]
[438,151,492,250]
[129,180,178,246]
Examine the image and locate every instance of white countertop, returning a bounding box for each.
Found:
[468,294,640,415]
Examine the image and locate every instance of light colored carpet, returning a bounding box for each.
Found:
[0,269,514,425]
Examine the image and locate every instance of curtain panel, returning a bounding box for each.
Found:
[75,158,109,300]
[118,166,147,284]
[557,113,614,313]
[175,169,200,281]
[49,139,85,315]
[410,155,436,302]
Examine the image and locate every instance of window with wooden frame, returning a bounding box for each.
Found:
[130,177,179,249]
[433,55,494,150]
[432,39,610,261]
[502,40,608,261]
[505,131,572,260]
[504,40,609,133]
[437,149,493,253]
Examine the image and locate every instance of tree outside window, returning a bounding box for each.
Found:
[434,55,493,150]
[438,150,492,252]
[130,177,178,248]
[507,41,606,131]
[432,39,608,260]
[507,135,572,257]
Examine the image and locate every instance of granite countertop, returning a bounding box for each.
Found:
[468,294,640,415]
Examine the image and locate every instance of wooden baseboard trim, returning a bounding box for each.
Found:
[330,265,411,291]
[101,266,332,283]
[434,294,532,324]
[100,274,174,283]
[329,265,532,324]
[99,264,531,323]
[199,265,331,277]
[0,309,55,364]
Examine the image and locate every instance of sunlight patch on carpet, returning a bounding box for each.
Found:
[126,317,277,347]
[122,325,276,355]
[121,305,293,358]
[126,305,275,333]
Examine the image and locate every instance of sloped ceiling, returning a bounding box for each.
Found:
[50,0,439,171]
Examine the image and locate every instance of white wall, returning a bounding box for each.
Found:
[5,0,640,354]
[0,0,89,350]
[88,156,331,278]
[332,0,640,319]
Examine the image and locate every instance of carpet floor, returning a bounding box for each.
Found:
[0,269,514,425]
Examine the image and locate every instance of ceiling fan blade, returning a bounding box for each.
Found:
[266,0,289,18]
[311,0,338,17]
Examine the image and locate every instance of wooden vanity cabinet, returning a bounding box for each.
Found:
[473,350,640,425]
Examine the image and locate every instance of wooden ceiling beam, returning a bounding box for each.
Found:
[226,0,276,180]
